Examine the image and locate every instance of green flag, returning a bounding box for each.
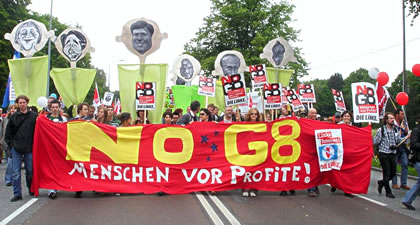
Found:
[207,80,225,112]
[50,68,96,110]
[172,85,205,112]
[266,68,293,87]
[8,56,48,108]
[118,64,168,124]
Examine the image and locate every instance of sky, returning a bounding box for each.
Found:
[27,0,420,91]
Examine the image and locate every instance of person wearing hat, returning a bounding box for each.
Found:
[334,112,342,124]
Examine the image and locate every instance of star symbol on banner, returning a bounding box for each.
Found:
[206,156,211,162]
[201,135,209,144]
[210,143,218,152]
[214,131,219,136]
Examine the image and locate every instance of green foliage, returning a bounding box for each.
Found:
[0,0,31,99]
[311,78,335,117]
[327,73,343,91]
[387,71,420,128]
[405,0,420,25]
[184,0,308,87]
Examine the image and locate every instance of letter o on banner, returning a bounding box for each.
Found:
[396,92,409,106]
[153,127,194,164]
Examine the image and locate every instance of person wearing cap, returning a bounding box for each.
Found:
[334,112,342,124]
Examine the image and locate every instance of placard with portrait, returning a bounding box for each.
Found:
[260,37,296,68]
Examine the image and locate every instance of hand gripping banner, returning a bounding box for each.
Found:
[32,116,373,195]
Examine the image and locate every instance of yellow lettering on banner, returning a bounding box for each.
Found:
[224,124,268,166]
[153,127,193,164]
[271,120,301,164]
[66,122,142,164]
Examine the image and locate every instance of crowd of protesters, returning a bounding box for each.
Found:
[0,95,419,211]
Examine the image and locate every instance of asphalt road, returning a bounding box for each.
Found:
[0,161,419,225]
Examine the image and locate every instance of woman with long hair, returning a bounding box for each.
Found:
[96,106,109,124]
[199,108,212,122]
[134,110,150,125]
[242,108,261,197]
[119,112,132,127]
[0,104,18,185]
[340,111,353,125]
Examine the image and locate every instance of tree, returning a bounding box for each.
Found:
[405,0,420,25]
[327,73,344,91]
[0,0,31,99]
[184,0,308,87]
[311,79,335,117]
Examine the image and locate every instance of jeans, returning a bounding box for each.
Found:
[392,146,408,186]
[5,156,13,184]
[402,162,420,205]
[378,153,397,194]
[11,147,33,197]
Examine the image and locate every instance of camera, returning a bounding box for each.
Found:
[390,145,397,150]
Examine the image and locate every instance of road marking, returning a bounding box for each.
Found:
[0,198,38,225]
[195,192,224,225]
[353,194,388,207]
[325,184,387,207]
[207,192,241,225]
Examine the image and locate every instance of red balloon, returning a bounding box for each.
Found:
[377,72,389,86]
[412,64,420,77]
[396,92,409,106]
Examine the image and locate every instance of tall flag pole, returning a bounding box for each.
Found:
[2,51,20,108]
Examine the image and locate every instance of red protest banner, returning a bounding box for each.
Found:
[32,116,372,195]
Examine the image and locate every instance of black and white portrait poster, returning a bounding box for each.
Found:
[5,19,55,57]
[103,92,114,106]
[198,75,216,97]
[259,37,296,68]
[116,18,168,64]
[55,28,94,67]
[172,54,201,85]
[136,82,156,110]
[351,82,379,123]
[213,50,247,77]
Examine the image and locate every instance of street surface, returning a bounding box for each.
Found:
[0,162,419,225]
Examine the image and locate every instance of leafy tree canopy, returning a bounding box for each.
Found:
[184,0,308,87]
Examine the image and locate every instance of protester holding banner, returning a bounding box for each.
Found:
[95,106,109,124]
[334,112,342,124]
[46,99,66,199]
[242,108,262,197]
[391,109,410,190]
[217,106,236,123]
[119,113,132,127]
[307,108,320,197]
[401,117,420,210]
[5,95,37,202]
[176,101,200,125]
[207,104,218,122]
[134,110,150,125]
[374,112,404,198]
[0,104,18,186]
[171,109,182,124]
[106,106,120,127]
[338,111,352,125]
[199,108,212,122]
[162,111,173,125]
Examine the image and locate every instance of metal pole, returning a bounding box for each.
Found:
[46,0,53,96]
[402,0,406,93]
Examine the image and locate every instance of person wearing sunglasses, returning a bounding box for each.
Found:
[242,108,262,197]
[199,108,212,122]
